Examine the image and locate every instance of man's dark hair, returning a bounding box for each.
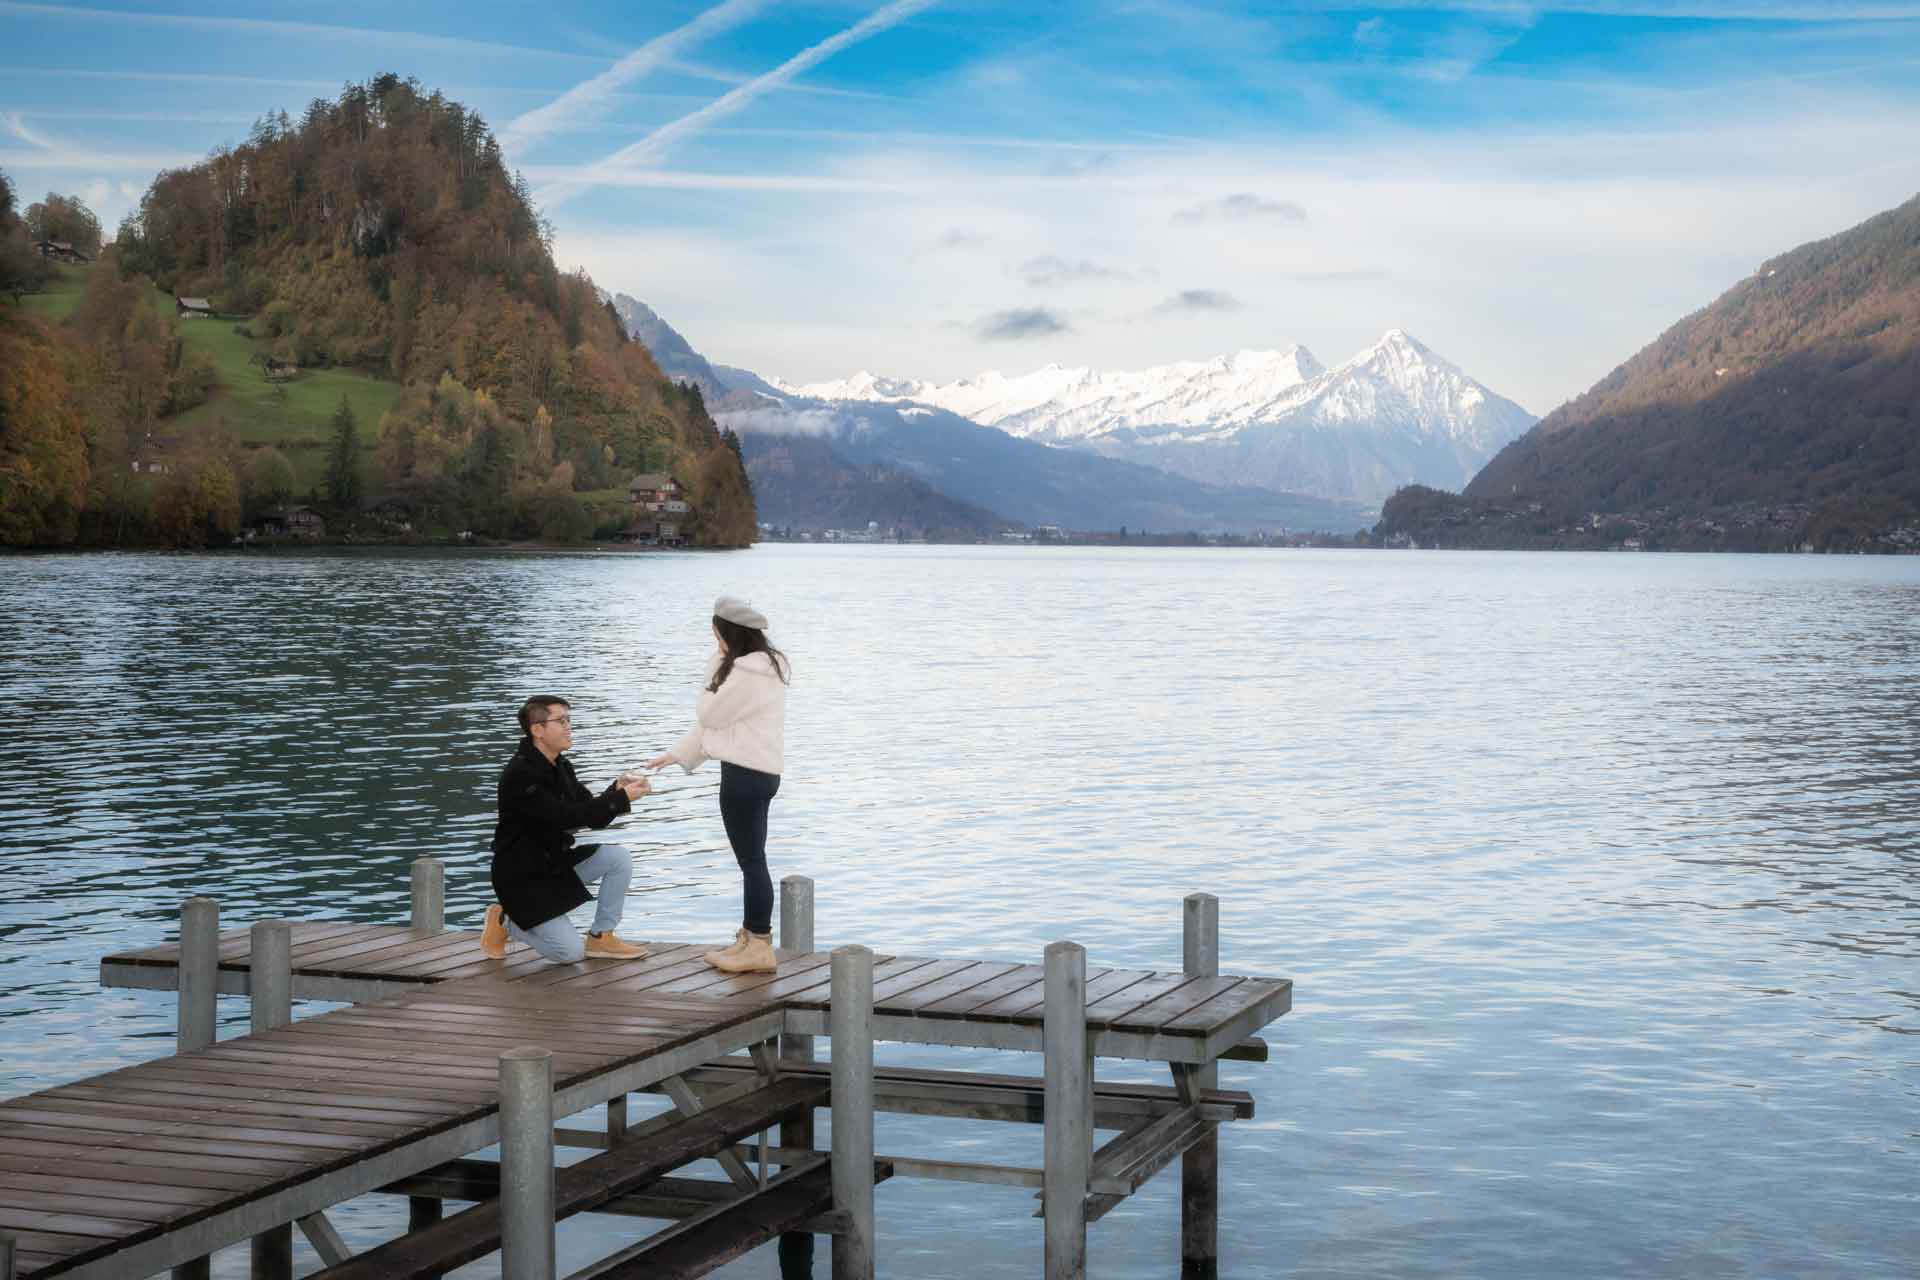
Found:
[518,695,571,735]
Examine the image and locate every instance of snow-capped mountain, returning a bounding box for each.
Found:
[780,331,1535,501]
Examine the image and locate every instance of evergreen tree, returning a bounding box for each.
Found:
[325,394,361,510]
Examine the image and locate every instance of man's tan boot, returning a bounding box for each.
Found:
[707,931,776,974]
[704,928,749,965]
[584,931,648,960]
[480,904,508,960]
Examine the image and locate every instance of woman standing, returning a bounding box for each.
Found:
[649,595,789,973]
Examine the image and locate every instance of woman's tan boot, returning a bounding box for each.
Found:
[704,928,749,965]
[707,931,776,973]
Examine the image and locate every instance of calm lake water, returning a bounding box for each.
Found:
[1,545,1916,1278]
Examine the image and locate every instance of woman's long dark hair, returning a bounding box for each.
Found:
[710,616,790,692]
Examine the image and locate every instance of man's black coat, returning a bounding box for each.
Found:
[490,737,631,929]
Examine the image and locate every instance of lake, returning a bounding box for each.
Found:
[1,544,1915,1278]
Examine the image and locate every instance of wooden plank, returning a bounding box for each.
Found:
[0,1148,264,1191]
[1111,976,1246,1034]
[915,964,1047,1018]
[833,960,1009,1015]
[119,1065,477,1117]
[0,1119,326,1166]
[325,931,495,977]
[44,1084,450,1134]
[0,1203,158,1239]
[0,1132,308,1177]
[1083,971,1197,1028]
[313,1077,830,1280]
[648,949,835,998]
[0,1178,201,1221]
[1164,979,1289,1034]
[0,1100,376,1152]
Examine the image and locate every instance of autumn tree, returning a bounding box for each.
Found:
[0,310,90,544]
[0,168,51,302]
[24,191,102,255]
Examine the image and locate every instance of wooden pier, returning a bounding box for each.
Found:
[0,864,1291,1280]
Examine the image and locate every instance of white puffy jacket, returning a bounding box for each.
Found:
[669,649,787,776]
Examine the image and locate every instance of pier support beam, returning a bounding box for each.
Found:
[173,897,219,1280]
[830,944,875,1280]
[1044,941,1091,1280]
[499,1047,556,1280]
[779,875,817,1280]
[1182,894,1220,1280]
[249,921,294,1280]
[411,858,445,933]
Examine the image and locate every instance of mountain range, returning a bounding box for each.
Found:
[782,331,1536,503]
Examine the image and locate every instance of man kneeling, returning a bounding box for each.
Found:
[482,695,650,963]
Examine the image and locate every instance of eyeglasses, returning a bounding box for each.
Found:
[535,716,573,728]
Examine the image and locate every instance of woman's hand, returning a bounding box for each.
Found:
[645,751,675,771]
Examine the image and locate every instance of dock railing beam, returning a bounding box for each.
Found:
[779,876,817,1279]
[411,857,445,933]
[499,1047,556,1280]
[831,944,875,1280]
[173,897,219,1280]
[1182,893,1221,1279]
[249,921,294,1280]
[1044,940,1091,1280]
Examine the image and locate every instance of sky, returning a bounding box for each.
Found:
[5,2,1920,415]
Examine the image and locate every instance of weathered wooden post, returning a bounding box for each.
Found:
[177,897,219,1055]
[779,876,817,1280]
[830,944,875,1280]
[499,1047,556,1280]
[1182,893,1221,1279]
[173,898,219,1280]
[250,921,294,1280]
[1044,940,1090,1280]
[2,1229,16,1280]
[410,857,445,933]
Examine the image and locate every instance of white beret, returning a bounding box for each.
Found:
[713,595,768,630]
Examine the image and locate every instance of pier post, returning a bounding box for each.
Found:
[177,897,219,1055]
[830,944,875,1280]
[1044,941,1090,1280]
[1181,894,1220,1279]
[2,1230,15,1280]
[779,876,817,1279]
[249,921,294,1280]
[499,1047,556,1280]
[411,857,445,933]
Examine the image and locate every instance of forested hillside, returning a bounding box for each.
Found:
[0,74,755,548]
[1448,191,1920,551]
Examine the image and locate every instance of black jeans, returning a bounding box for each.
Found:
[718,761,780,935]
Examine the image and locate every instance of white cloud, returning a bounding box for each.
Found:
[550,104,1920,417]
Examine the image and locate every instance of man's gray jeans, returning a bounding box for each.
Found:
[506,843,632,963]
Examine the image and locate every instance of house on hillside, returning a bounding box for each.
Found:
[130,434,179,475]
[619,517,686,547]
[252,506,325,538]
[627,472,690,515]
[34,240,90,264]
[175,296,214,318]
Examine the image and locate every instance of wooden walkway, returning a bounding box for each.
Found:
[0,909,1290,1278]
[99,923,1291,1063]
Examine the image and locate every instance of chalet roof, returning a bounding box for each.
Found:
[177,296,212,311]
[628,472,677,491]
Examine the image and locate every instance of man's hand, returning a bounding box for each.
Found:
[619,773,651,800]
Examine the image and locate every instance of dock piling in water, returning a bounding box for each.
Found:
[176,896,218,1054]
[410,857,445,933]
[1044,940,1092,1280]
[499,1046,557,1280]
[249,920,295,1280]
[780,876,819,1278]
[1182,893,1221,1279]
[831,944,876,1280]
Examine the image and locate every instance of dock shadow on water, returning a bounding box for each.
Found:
[1,545,1916,1277]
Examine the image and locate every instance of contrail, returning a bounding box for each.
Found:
[537,0,939,210]
[500,0,767,157]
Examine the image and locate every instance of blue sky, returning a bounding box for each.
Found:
[6,1,1920,412]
